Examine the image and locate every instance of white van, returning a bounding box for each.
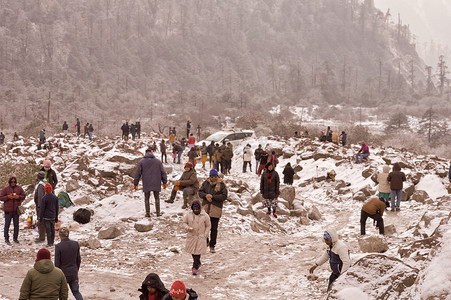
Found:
[196,130,255,146]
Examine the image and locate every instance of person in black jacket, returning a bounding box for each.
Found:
[254,144,263,173]
[55,227,83,300]
[282,163,295,185]
[260,163,280,218]
[41,158,58,192]
[40,183,59,247]
[206,141,215,168]
[34,171,47,243]
[138,273,169,300]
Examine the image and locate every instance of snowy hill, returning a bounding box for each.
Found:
[0,133,450,299]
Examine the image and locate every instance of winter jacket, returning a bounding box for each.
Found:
[387,163,406,191]
[282,165,295,184]
[179,169,199,192]
[134,152,168,192]
[260,170,280,199]
[138,273,169,300]
[267,154,279,168]
[200,146,208,155]
[55,238,81,282]
[19,259,68,300]
[377,165,391,194]
[188,149,197,164]
[331,131,339,143]
[340,133,347,145]
[40,193,59,221]
[34,181,46,208]
[362,196,386,216]
[88,124,94,133]
[254,148,263,160]
[359,144,370,155]
[243,146,252,162]
[39,130,46,143]
[315,227,350,276]
[183,209,211,255]
[0,176,26,214]
[214,149,223,163]
[62,123,68,130]
[207,142,215,156]
[222,146,234,161]
[188,136,196,145]
[160,141,167,153]
[173,144,183,154]
[199,178,228,218]
[259,153,269,165]
[40,167,58,191]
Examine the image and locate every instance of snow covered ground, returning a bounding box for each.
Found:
[0,133,450,299]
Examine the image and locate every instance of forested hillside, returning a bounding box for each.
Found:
[0,0,424,128]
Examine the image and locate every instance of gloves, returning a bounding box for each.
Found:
[134,185,138,191]
[163,183,167,189]
[174,185,179,191]
[176,181,180,186]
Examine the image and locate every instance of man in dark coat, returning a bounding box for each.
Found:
[206,141,215,168]
[138,273,169,300]
[55,227,83,300]
[260,163,280,217]
[40,183,59,247]
[387,162,407,211]
[160,139,167,163]
[0,175,26,244]
[41,158,58,191]
[34,171,47,243]
[75,118,81,136]
[134,149,168,217]
[199,169,228,253]
[282,163,295,185]
[254,144,263,173]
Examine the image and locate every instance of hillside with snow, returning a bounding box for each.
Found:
[0,132,450,299]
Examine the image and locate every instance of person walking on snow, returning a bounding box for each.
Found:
[254,144,263,173]
[309,228,350,291]
[196,125,201,141]
[62,121,69,135]
[355,141,370,163]
[199,169,228,253]
[243,144,252,173]
[166,162,199,209]
[55,227,83,300]
[134,148,168,217]
[138,273,169,300]
[257,151,269,175]
[40,183,59,247]
[75,118,81,136]
[1,175,26,245]
[206,141,215,168]
[387,162,406,211]
[34,171,47,243]
[160,139,167,164]
[186,120,191,139]
[183,201,211,275]
[282,162,294,185]
[88,123,94,140]
[377,165,391,203]
[360,196,388,235]
[260,163,280,218]
[339,131,347,146]
[200,142,208,169]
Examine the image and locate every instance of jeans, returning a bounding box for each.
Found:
[161,152,167,163]
[209,217,220,248]
[243,161,251,173]
[68,279,83,300]
[4,213,19,241]
[177,150,183,164]
[144,191,160,215]
[192,254,201,269]
[255,159,260,173]
[44,219,56,245]
[355,153,369,163]
[360,210,384,235]
[391,189,402,208]
[88,132,93,140]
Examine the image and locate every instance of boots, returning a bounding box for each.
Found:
[165,188,177,203]
[182,196,188,209]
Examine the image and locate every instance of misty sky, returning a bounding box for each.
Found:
[374,0,451,47]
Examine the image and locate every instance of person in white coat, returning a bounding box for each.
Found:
[242,144,252,173]
[183,200,211,275]
[309,227,350,291]
[377,165,391,203]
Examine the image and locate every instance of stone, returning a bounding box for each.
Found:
[73,196,91,206]
[293,165,303,172]
[164,166,173,174]
[359,185,373,197]
[290,206,307,217]
[410,172,423,185]
[134,222,154,232]
[313,152,330,160]
[250,193,263,205]
[250,220,270,233]
[402,182,415,201]
[255,210,271,222]
[358,235,389,253]
[276,205,290,216]
[353,191,367,202]
[384,224,396,235]
[87,237,101,249]
[237,206,253,216]
[308,206,322,221]
[361,168,374,179]
[410,190,430,203]
[334,180,347,190]
[299,216,310,225]
[382,157,391,165]
[98,226,123,239]
[66,180,80,193]
[279,186,295,207]
[282,150,294,159]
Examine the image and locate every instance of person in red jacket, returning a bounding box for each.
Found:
[0,175,26,245]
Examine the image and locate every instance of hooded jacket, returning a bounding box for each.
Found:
[138,273,169,300]
[0,176,26,213]
[179,168,199,192]
[199,178,228,218]
[134,152,168,192]
[377,165,391,194]
[19,259,68,300]
[387,163,406,191]
[183,204,211,255]
[316,228,351,276]
[362,196,386,216]
[260,168,280,199]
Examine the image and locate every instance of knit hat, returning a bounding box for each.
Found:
[185,162,194,169]
[324,231,332,241]
[191,201,201,210]
[36,248,51,262]
[44,183,53,194]
[209,168,219,177]
[169,280,186,298]
[37,171,45,180]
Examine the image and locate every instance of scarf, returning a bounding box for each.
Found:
[267,171,273,184]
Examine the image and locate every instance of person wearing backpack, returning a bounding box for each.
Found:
[34,171,47,243]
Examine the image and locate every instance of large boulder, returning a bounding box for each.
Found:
[87,237,101,249]
[250,192,263,205]
[134,222,154,232]
[98,226,123,239]
[279,186,295,207]
[327,254,419,300]
[66,180,80,193]
[237,206,253,216]
[361,167,375,179]
[73,196,91,206]
[358,235,389,253]
[410,190,430,203]
[402,182,415,201]
[353,191,367,202]
[308,206,322,221]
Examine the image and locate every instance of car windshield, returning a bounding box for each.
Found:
[205,132,230,142]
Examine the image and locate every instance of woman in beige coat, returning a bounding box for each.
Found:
[377,165,391,202]
[183,200,211,275]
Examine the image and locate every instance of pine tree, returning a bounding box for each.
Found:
[385,112,409,131]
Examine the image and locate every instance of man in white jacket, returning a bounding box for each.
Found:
[309,227,350,291]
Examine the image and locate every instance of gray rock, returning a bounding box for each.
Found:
[98,226,123,239]
[164,166,173,174]
[410,190,429,203]
[237,206,253,216]
[255,210,271,222]
[73,196,91,206]
[293,165,303,172]
[279,186,296,207]
[358,235,389,253]
[66,180,80,193]
[361,167,374,179]
[250,193,263,205]
[384,224,396,235]
[250,220,270,233]
[308,206,322,221]
[87,237,101,249]
[353,191,367,202]
[134,222,154,232]
[299,216,310,225]
[290,207,307,217]
[402,182,415,201]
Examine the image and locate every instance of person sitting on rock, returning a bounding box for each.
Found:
[309,228,350,291]
[166,162,199,209]
[355,141,370,164]
[360,196,389,236]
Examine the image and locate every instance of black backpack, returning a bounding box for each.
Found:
[73,208,91,224]
[187,288,198,300]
